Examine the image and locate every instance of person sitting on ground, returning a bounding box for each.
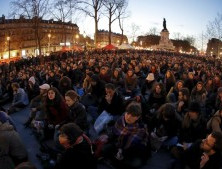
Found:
[27,76,40,101]
[58,76,72,97]
[207,106,222,134]
[102,102,150,169]
[54,123,96,169]
[94,83,125,134]
[123,69,138,98]
[175,88,190,118]
[173,101,207,158]
[0,115,28,169]
[64,90,88,131]
[149,103,181,151]
[180,131,222,169]
[8,82,29,114]
[23,83,50,128]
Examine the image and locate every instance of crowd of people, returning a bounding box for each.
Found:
[0,49,222,169]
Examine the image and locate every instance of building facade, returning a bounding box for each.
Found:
[206,38,222,57]
[96,30,128,47]
[0,15,80,59]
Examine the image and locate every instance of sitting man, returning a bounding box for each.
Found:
[179,131,222,169]
[102,102,150,168]
[8,82,29,114]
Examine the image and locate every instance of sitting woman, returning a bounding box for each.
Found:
[64,90,88,131]
[43,87,69,139]
[207,106,222,133]
[54,123,96,169]
[178,101,207,151]
[150,103,181,151]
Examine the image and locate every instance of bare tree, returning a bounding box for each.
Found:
[183,35,195,46]
[172,32,183,40]
[103,0,124,45]
[146,27,158,35]
[78,0,104,46]
[117,0,129,45]
[10,0,50,57]
[49,0,78,46]
[130,23,140,42]
[206,13,222,57]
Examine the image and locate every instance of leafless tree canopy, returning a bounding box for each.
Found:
[206,13,222,40]
[10,0,49,19]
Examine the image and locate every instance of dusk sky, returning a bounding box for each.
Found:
[0,0,221,48]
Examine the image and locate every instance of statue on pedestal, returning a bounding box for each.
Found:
[163,18,167,30]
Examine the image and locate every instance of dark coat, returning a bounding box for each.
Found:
[182,140,222,169]
[98,92,124,116]
[67,102,88,131]
[54,139,96,169]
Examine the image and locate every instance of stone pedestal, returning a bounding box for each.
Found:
[152,29,175,51]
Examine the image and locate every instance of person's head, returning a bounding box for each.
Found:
[178,88,190,101]
[160,103,176,121]
[11,82,20,92]
[47,87,61,101]
[65,90,80,107]
[39,83,50,95]
[127,69,134,77]
[153,83,165,95]
[59,123,83,149]
[176,80,184,91]
[91,74,99,86]
[124,102,141,124]
[105,83,115,98]
[201,132,222,154]
[196,82,204,91]
[188,101,201,120]
[188,72,194,79]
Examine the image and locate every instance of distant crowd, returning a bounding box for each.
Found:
[0,50,222,169]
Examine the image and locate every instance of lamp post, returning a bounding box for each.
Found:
[7,36,10,59]
[83,31,87,51]
[75,34,79,44]
[48,33,51,53]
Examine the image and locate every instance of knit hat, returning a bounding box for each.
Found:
[29,76,36,85]
[146,73,155,81]
[188,101,201,113]
[60,123,83,144]
[39,84,50,90]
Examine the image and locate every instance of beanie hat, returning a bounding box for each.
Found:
[28,76,36,85]
[146,73,155,81]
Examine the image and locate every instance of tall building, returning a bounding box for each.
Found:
[0,15,80,59]
[96,30,128,47]
[206,38,222,57]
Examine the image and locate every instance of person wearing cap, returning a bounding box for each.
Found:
[23,83,50,128]
[54,123,96,169]
[0,114,28,169]
[141,73,156,101]
[27,76,40,100]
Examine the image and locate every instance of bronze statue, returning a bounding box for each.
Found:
[163,18,167,30]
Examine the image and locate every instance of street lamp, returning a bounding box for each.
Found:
[75,34,79,44]
[7,36,10,59]
[48,33,51,52]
